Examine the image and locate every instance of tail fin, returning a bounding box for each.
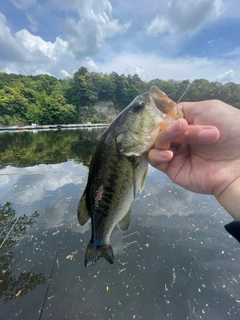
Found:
[84,242,114,268]
[225,220,240,243]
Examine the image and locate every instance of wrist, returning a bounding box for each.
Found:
[216,177,240,220]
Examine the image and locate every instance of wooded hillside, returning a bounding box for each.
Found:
[1,67,240,125]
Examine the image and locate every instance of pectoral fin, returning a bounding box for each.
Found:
[117,210,131,231]
[140,167,148,191]
[77,191,90,226]
[131,157,148,196]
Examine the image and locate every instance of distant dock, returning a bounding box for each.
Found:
[0,123,108,133]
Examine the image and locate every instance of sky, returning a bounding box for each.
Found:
[0,0,240,83]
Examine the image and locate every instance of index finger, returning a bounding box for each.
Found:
[177,101,203,124]
[154,118,188,149]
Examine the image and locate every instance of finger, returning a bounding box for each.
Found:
[148,144,189,175]
[177,102,203,124]
[147,148,173,173]
[154,118,188,149]
[174,125,220,145]
[148,149,174,165]
[178,101,223,126]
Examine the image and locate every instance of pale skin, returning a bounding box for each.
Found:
[147,100,240,220]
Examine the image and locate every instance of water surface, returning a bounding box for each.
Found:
[0,129,239,320]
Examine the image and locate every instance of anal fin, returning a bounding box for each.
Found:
[117,210,131,231]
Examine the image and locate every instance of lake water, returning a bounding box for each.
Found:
[0,129,240,320]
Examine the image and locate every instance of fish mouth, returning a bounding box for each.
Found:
[148,86,183,119]
[148,86,176,114]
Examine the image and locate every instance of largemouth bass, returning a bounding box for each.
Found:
[78,86,183,267]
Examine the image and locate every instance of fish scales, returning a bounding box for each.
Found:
[78,86,183,267]
[88,138,138,236]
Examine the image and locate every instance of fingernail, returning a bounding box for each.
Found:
[198,128,219,143]
[158,150,173,161]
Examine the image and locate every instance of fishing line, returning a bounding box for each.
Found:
[0,172,64,176]
[38,244,60,320]
[87,228,122,294]
[90,258,106,291]
[78,240,107,316]
[177,83,190,103]
[38,203,66,319]
[85,230,119,302]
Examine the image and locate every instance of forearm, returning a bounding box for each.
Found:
[216,178,240,220]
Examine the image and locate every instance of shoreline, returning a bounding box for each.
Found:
[0,123,108,133]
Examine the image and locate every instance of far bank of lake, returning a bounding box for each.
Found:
[0,123,108,133]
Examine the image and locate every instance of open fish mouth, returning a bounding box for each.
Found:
[149,86,183,118]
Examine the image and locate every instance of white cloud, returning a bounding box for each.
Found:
[146,17,170,35]
[1,16,239,84]
[0,0,131,72]
[146,0,225,36]
[225,46,240,57]
[60,69,72,78]
[2,67,14,74]
[84,57,98,71]
[1,1,240,83]
[125,65,147,80]
[51,0,112,16]
[96,52,240,84]
[1,44,239,84]
[0,13,27,61]
[26,13,38,32]
[59,0,131,57]
[0,14,75,77]
[10,0,36,10]
[214,69,235,82]
[16,29,69,59]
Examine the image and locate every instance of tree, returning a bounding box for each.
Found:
[29,93,77,124]
[98,74,116,101]
[0,202,45,302]
[0,86,28,125]
[1,70,240,126]
[110,72,129,109]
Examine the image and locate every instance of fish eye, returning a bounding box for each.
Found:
[133,102,145,112]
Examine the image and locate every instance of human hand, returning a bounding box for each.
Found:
[148,100,240,219]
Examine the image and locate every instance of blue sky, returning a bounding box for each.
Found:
[0,0,240,83]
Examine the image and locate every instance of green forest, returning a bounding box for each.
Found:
[1,66,240,126]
